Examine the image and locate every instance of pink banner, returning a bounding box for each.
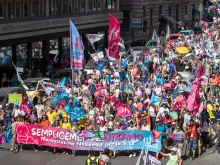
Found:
[186,79,201,115]
[108,14,120,60]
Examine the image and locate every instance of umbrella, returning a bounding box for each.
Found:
[176,46,190,54]
[183,86,192,93]
[177,72,193,79]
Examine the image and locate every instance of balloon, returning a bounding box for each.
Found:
[96,70,101,76]
[88,79,93,84]
[137,102,143,110]
[105,75,110,81]
[114,72,119,78]
[145,88,151,95]
[94,91,100,97]
[135,90,142,98]
[153,131,160,139]
[176,96,182,103]
[132,67,138,76]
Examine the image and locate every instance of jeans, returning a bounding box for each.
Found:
[150,117,156,131]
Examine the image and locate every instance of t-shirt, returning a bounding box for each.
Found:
[156,124,168,138]
[62,122,72,130]
[35,104,45,118]
[207,104,215,119]
[166,154,178,165]
[46,111,57,124]
[41,120,50,126]
[186,125,197,139]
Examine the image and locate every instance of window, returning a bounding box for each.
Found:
[16,1,22,19]
[168,6,171,17]
[68,0,72,13]
[39,0,45,16]
[88,0,92,11]
[56,0,61,15]
[32,42,43,73]
[16,44,28,69]
[24,0,30,18]
[49,0,55,16]
[185,5,187,15]
[0,47,12,66]
[8,1,15,19]
[176,5,179,19]
[150,8,153,27]
[63,0,68,14]
[32,0,38,17]
[159,5,163,15]
[0,2,5,19]
[81,0,85,12]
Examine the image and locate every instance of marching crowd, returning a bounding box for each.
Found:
[1,18,220,165]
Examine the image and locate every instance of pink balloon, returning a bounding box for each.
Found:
[137,102,143,110]
[145,88,151,95]
[88,79,93,84]
[135,90,142,98]
[96,70,101,76]
[132,67,138,76]
[94,91,100,97]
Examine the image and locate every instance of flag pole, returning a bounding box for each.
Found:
[70,19,73,89]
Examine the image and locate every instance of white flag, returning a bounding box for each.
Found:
[118,37,125,48]
[86,33,104,45]
[89,51,104,62]
[12,62,29,90]
[152,29,160,45]
[39,80,55,95]
[165,25,171,40]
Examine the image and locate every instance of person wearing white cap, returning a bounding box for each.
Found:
[158,147,182,165]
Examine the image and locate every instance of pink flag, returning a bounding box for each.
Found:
[108,14,120,60]
[186,79,201,115]
[116,105,131,117]
[197,65,204,78]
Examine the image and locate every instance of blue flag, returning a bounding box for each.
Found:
[151,92,159,105]
[65,104,86,122]
[142,63,147,70]
[172,86,179,100]
[50,94,61,106]
[58,91,70,102]
[59,77,67,87]
[96,60,105,71]
[122,57,129,68]
[70,20,84,70]
[119,71,126,82]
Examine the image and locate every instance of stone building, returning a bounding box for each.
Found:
[120,0,201,43]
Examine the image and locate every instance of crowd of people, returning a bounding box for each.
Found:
[1,17,220,165]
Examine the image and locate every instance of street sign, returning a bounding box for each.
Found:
[132,18,142,28]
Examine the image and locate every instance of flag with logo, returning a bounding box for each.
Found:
[70,20,84,70]
[89,51,104,62]
[39,80,55,95]
[108,14,120,60]
[86,33,104,45]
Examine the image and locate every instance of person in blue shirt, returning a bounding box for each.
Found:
[156,118,169,158]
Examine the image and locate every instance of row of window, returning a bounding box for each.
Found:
[0,0,117,20]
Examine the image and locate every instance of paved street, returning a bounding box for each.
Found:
[0,144,219,165]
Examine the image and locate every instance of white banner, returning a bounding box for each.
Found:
[39,80,55,95]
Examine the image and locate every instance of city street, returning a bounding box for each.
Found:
[0,144,219,165]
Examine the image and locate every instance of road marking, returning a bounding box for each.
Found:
[51,155,70,165]
[45,155,64,165]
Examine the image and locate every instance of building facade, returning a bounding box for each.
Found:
[120,0,201,43]
[0,0,122,80]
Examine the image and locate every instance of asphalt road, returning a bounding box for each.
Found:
[0,144,219,165]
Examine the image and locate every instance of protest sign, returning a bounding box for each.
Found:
[116,105,132,117]
[16,124,161,152]
[8,94,22,103]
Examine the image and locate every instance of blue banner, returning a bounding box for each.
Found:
[89,130,162,152]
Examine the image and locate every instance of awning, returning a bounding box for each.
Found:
[160,14,177,24]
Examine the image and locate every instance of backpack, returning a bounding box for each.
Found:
[88,157,99,165]
[99,157,111,165]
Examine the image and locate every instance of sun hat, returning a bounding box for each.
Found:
[170,147,177,152]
